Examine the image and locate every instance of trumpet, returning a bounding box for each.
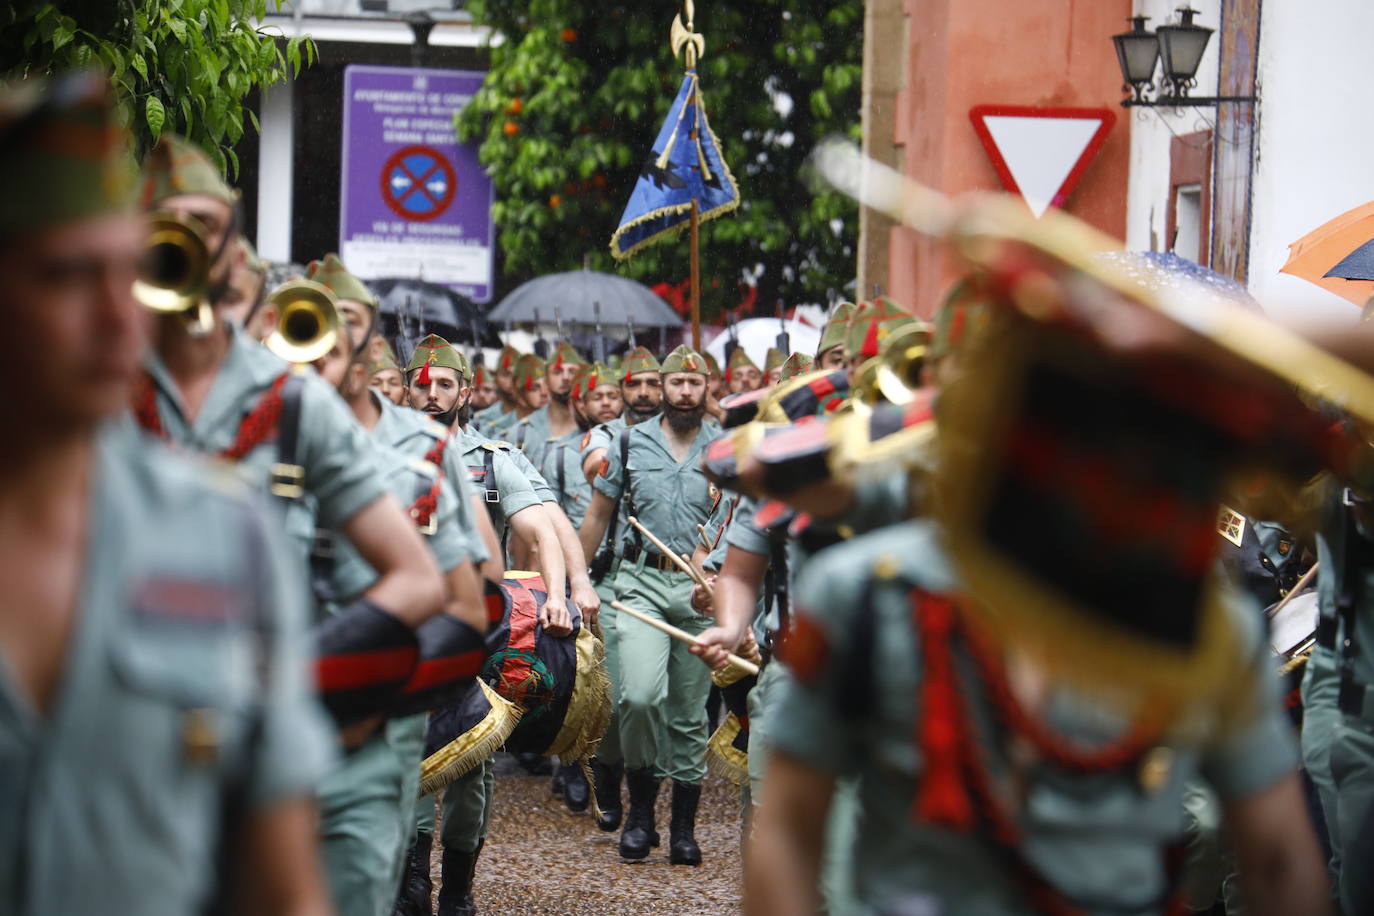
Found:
[851,322,931,409]
[264,279,341,365]
[133,212,216,337]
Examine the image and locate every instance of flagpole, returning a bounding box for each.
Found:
[690,197,701,351]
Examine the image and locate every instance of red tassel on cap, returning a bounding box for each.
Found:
[417,363,431,387]
[861,321,881,358]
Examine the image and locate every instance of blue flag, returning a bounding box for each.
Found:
[610,70,739,261]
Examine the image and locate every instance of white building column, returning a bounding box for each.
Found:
[256,80,294,263]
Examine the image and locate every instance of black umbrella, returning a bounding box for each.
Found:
[487,269,684,332]
[1326,238,1374,282]
[371,278,502,361]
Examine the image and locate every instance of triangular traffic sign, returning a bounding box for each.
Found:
[969,105,1116,218]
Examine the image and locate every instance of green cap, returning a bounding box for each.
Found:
[778,352,814,381]
[619,345,661,381]
[661,345,709,376]
[407,333,469,380]
[817,301,855,356]
[573,362,615,400]
[0,73,137,241]
[764,347,786,372]
[239,236,264,274]
[549,340,588,372]
[472,363,489,386]
[844,296,916,361]
[727,346,758,373]
[704,351,722,376]
[140,133,236,208]
[306,253,376,309]
[514,353,546,391]
[369,339,400,375]
[496,344,522,372]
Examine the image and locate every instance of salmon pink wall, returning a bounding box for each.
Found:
[890,0,1131,317]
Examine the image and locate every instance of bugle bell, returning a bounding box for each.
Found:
[133,212,216,336]
[264,279,341,365]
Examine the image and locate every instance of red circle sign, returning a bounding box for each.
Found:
[380,145,457,222]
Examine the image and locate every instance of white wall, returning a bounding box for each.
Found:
[1124,0,1222,254]
[1247,0,1374,325]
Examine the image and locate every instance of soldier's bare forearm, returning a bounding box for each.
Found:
[746,752,833,916]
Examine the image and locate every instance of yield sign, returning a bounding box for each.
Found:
[968,105,1116,218]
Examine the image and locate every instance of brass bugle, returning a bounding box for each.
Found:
[852,322,931,409]
[264,279,341,365]
[133,212,216,336]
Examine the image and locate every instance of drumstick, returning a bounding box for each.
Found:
[695,523,711,549]
[1267,562,1320,619]
[628,515,715,595]
[611,600,760,676]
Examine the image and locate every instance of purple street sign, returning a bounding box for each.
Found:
[340,65,494,302]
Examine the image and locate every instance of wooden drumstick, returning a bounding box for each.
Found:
[695,523,711,549]
[612,600,760,676]
[628,515,714,596]
[1267,562,1320,619]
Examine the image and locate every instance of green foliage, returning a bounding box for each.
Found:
[458,0,863,316]
[0,1,315,177]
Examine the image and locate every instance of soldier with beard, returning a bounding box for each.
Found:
[578,346,663,830]
[511,341,586,462]
[579,346,721,865]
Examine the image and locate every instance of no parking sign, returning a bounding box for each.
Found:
[340,66,494,302]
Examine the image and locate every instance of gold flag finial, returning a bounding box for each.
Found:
[671,1,705,68]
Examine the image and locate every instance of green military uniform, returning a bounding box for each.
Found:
[0,422,335,915]
[512,341,586,461]
[1301,482,1374,912]
[596,348,720,784]
[772,519,1297,915]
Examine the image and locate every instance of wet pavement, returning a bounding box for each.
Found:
[427,754,746,915]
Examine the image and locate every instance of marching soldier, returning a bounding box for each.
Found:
[815,301,854,371]
[488,353,546,439]
[0,72,334,915]
[725,347,763,394]
[368,341,406,407]
[579,346,663,830]
[471,344,521,434]
[469,363,498,412]
[307,292,489,916]
[763,347,786,386]
[842,296,918,380]
[540,362,621,530]
[222,235,267,330]
[135,136,446,719]
[579,346,721,864]
[511,341,586,460]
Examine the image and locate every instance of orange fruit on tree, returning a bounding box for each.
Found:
[503,120,519,136]
[507,97,523,115]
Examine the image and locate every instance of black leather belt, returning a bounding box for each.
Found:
[622,545,687,574]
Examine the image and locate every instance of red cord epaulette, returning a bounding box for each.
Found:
[133,371,290,462]
[910,589,1178,916]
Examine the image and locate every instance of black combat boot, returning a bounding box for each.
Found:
[590,758,624,832]
[391,830,433,916]
[668,780,703,866]
[436,839,482,916]
[550,765,566,798]
[561,762,590,812]
[618,766,662,860]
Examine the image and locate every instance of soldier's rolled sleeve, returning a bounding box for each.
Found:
[592,440,626,501]
[491,450,542,518]
[297,376,387,529]
[768,553,866,775]
[507,447,555,502]
[1199,612,1300,802]
[244,506,336,806]
[725,498,771,557]
[581,425,613,464]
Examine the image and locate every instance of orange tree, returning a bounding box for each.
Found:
[458,0,862,317]
[0,1,312,175]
